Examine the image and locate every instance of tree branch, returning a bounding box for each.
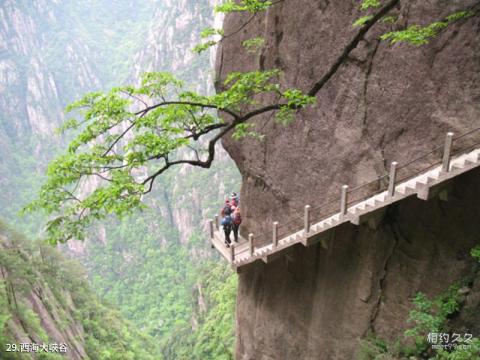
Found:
[236,0,401,121]
[308,0,400,97]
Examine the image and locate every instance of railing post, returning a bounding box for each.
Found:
[249,233,254,257]
[230,244,235,263]
[214,215,219,230]
[304,205,311,234]
[442,132,454,173]
[208,220,214,239]
[272,221,278,249]
[388,161,398,197]
[340,185,349,216]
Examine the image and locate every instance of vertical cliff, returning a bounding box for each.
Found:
[215,1,480,358]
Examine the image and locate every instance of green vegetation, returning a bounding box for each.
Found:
[215,0,273,13]
[157,263,237,359]
[0,219,160,359]
[353,15,374,27]
[194,0,273,53]
[359,247,480,359]
[242,37,265,54]
[29,0,480,246]
[81,151,239,356]
[381,10,476,45]
[3,1,478,359]
[26,68,314,244]
[355,1,477,46]
[471,246,480,262]
[404,286,463,354]
[360,0,382,11]
[0,0,160,234]
[360,289,480,359]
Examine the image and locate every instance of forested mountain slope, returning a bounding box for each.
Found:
[0,219,160,359]
[0,0,238,358]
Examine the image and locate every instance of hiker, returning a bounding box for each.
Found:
[221,199,232,217]
[230,192,239,207]
[221,214,233,247]
[232,207,242,243]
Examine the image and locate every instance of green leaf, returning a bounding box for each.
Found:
[353,15,373,27]
[242,37,265,54]
[381,10,476,46]
[199,27,224,38]
[215,0,273,13]
[192,40,218,54]
[360,0,381,11]
[471,245,480,262]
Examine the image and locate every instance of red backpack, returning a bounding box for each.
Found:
[233,213,242,225]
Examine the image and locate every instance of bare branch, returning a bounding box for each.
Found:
[120,89,149,108]
[102,121,137,157]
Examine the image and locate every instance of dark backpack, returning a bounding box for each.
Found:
[233,213,242,225]
[222,204,232,216]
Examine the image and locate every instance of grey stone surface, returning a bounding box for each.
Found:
[236,169,480,359]
[215,1,480,358]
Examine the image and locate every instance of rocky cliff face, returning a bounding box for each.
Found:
[235,169,480,359]
[216,1,480,358]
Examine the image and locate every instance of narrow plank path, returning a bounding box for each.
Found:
[208,131,480,271]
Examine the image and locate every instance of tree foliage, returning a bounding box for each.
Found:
[26,68,314,244]
[359,287,480,359]
[193,0,273,53]
[381,10,476,45]
[471,246,480,263]
[215,0,273,13]
[242,36,265,54]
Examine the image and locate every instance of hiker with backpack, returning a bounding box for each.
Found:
[221,214,233,247]
[221,199,232,217]
[218,193,240,247]
[232,207,242,242]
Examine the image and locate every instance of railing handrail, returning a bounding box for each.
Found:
[210,126,480,264]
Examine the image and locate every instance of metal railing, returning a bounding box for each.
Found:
[209,127,480,264]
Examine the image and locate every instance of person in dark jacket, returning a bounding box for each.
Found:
[232,207,242,243]
[221,214,233,247]
[221,199,232,217]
